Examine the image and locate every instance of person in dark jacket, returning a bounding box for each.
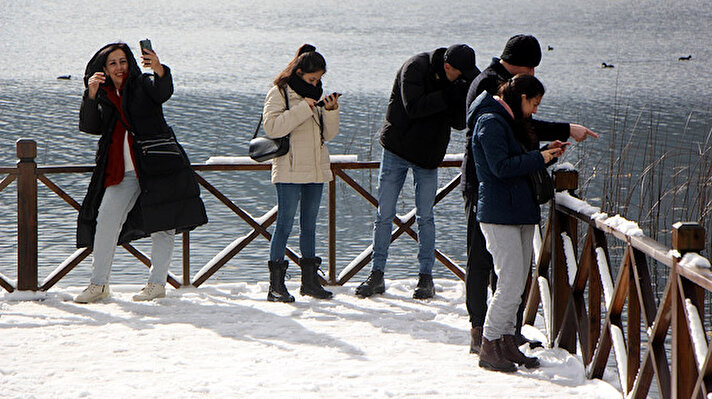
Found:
[471,74,565,372]
[463,34,598,354]
[355,44,478,299]
[74,42,207,303]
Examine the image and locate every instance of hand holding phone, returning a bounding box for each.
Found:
[139,39,152,55]
[315,92,342,107]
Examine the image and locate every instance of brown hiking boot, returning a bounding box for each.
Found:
[478,337,517,373]
[502,334,540,369]
[470,326,482,354]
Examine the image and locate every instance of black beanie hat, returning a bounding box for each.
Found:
[501,35,541,68]
[444,44,478,80]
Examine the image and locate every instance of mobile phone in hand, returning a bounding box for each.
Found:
[315,92,342,107]
[139,39,152,55]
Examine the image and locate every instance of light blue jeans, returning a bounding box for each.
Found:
[372,149,437,275]
[90,171,175,285]
[269,183,324,262]
[480,223,534,341]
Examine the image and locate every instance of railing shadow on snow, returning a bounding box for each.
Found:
[4,139,712,397]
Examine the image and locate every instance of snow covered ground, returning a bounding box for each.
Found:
[1,279,621,399]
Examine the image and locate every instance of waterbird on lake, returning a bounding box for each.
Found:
[679,55,692,61]
[601,63,614,68]
[56,75,71,80]
[547,45,554,51]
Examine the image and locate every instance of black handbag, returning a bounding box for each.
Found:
[527,167,555,204]
[518,141,555,204]
[249,87,290,162]
[136,127,189,176]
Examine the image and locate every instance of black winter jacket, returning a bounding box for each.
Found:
[379,48,471,169]
[76,43,207,248]
[462,57,570,201]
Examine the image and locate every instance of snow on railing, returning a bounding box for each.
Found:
[596,247,614,306]
[679,252,712,269]
[610,324,628,392]
[561,232,578,286]
[685,299,708,369]
[538,276,552,341]
[205,154,359,165]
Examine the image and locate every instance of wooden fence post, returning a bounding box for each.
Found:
[551,169,578,348]
[16,139,38,291]
[671,221,705,399]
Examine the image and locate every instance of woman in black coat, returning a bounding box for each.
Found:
[74,42,207,303]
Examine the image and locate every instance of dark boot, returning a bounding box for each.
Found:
[355,270,385,297]
[267,260,295,303]
[479,338,517,373]
[515,334,544,349]
[299,257,333,299]
[470,326,483,354]
[413,273,435,299]
[502,334,540,369]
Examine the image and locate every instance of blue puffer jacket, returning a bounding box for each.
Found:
[468,91,545,225]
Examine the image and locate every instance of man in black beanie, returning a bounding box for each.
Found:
[462,34,598,354]
[356,44,478,300]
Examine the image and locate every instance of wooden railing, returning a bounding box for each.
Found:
[0,139,465,293]
[525,168,712,398]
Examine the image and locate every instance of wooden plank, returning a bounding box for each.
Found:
[16,140,38,291]
[0,173,16,193]
[39,248,92,291]
[627,249,641,395]
[37,173,81,210]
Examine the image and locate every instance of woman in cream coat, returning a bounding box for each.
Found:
[263,44,340,302]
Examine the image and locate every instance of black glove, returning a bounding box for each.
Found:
[444,78,469,107]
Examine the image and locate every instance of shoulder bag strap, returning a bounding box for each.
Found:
[252,86,291,139]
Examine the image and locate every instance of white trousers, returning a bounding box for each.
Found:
[90,172,175,285]
[479,223,534,341]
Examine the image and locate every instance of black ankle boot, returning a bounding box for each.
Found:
[355,270,385,297]
[267,260,295,303]
[299,257,333,299]
[413,273,435,299]
[470,326,483,354]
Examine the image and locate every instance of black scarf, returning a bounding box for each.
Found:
[287,74,323,100]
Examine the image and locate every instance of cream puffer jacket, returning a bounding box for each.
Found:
[263,85,339,183]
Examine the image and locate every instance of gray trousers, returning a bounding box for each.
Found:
[479,223,534,341]
[90,171,175,285]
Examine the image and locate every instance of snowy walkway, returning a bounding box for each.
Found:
[1,279,621,398]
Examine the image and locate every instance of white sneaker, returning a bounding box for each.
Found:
[132,283,166,301]
[74,284,110,303]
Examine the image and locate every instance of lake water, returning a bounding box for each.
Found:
[1,0,711,289]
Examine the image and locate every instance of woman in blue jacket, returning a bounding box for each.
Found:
[469,74,567,372]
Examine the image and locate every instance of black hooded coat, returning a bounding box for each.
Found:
[76,43,207,248]
[378,48,470,169]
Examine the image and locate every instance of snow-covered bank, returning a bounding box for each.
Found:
[1,279,620,399]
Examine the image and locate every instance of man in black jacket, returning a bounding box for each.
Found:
[356,44,478,299]
[463,34,598,353]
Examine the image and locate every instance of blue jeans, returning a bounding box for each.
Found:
[269,183,324,262]
[90,171,175,285]
[372,149,437,275]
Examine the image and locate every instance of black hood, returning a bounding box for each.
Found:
[468,91,512,127]
[83,43,141,88]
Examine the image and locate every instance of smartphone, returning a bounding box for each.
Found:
[315,92,342,107]
[139,39,152,55]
